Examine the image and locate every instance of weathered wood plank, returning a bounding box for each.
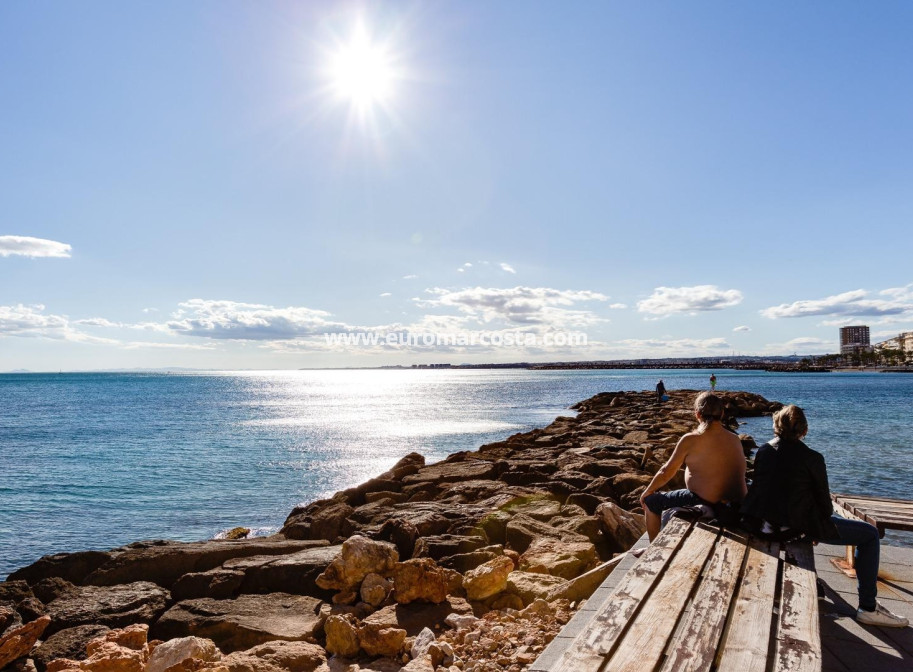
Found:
[834,492,913,505]
[715,538,781,672]
[550,517,692,672]
[658,533,748,672]
[840,505,913,518]
[774,542,821,672]
[601,523,719,672]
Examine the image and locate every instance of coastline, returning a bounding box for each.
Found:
[0,389,781,672]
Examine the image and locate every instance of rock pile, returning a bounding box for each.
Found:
[1,390,779,672]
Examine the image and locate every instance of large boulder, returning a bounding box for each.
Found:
[0,615,51,669]
[44,582,169,635]
[462,556,513,601]
[314,536,398,592]
[7,552,113,587]
[503,515,562,553]
[595,501,646,552]
[392,559,448,604]
[31,625,110,672]
[401,460,499,485]
[357,623,405,658]
[518,538,597,579]
[281,501,354,542]
[505,572,566,606]
[359,574,391,608]
[611,473,653,498]
[1,603,23,635]
[150,594,324,654]
[216,640,326,672]
[324,614,359,657]
[80,539,327,590]
[145,637,221,672]
[411,535,487,561]
[362,598,473,637]
[46,624,150,672]
[172,546,341,602]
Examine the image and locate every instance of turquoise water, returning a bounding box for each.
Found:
[2,369,912,578]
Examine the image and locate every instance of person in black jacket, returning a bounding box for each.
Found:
[742,404,908,628]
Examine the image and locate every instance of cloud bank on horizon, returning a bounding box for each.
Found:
[3,279,912,367]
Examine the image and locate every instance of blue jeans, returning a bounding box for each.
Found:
[643,488,707,515]
[818,516,880,611]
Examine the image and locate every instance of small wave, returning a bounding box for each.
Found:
[212,525,278,540]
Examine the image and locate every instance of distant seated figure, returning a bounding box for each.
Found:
[742,405,908,628]
[655,379,666,402]
[639,392,746,540]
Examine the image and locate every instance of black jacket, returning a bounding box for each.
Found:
[741,437,839,540]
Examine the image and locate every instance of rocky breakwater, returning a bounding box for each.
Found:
[1,389,780,672]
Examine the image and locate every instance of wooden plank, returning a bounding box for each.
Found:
[839,501,913,513]
[833,492,913,505]
[774,542,821,672]
[658,533,749,672]
[716,539,781,672]
[551,517,692,672]
[831,499,867,524]
[601,524,719,672]
[838,500,913,516]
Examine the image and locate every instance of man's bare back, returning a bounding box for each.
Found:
[679,423,747,504]
[640,393,748,540]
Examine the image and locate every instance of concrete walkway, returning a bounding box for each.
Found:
[531,535,913,672]
[816,541,913,671]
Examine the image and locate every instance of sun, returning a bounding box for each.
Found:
[327,22,396,111]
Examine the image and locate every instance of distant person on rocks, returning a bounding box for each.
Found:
[710,373,717,390]
[741,405,909,628]
[639,392,747,540]
[656,379,666,402]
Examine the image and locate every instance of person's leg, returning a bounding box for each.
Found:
[645,508,661,540]
[818,516,879,610]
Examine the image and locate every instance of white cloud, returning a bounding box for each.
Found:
[402,274,418,280]
[609,303,627,310]
[121,340,215,350]
[142,307,159,314]
[167,299,347,340]
[379,292,392,297]
[0,304,117,344]
[0,304,69,337]
[415,286,608,327]
[0,236,72,258]
[500,262,516,274]
[733,325,751,332]
[637,285,743,316]
[463,262,472,268]
[761,286,913,319]
[75,318,123,328]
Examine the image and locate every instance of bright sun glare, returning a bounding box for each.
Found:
[328,22,396,110]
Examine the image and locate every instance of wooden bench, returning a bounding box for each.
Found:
[546,517,821,672]
[831,492,913,573]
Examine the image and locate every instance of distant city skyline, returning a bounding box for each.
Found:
[2,2,912,371]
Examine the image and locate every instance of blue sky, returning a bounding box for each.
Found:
[1,1,912,370]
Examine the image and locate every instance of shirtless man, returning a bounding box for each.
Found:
[639,392,747,540]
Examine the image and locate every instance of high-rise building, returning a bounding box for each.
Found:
[840,325,871,355]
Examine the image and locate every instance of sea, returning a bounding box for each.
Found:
[2,368,912,579]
